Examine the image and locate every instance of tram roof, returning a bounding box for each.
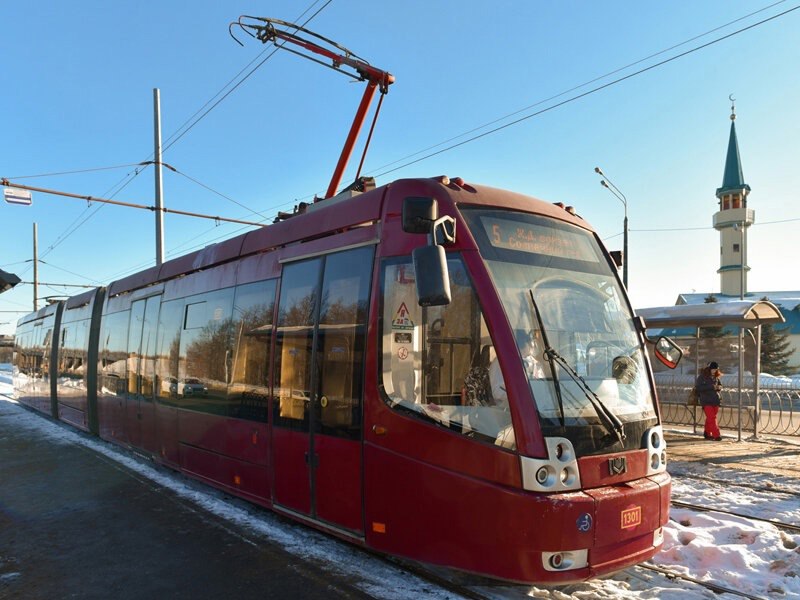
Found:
[637,300,785,329]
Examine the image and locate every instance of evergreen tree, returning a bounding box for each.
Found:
[759,322,795,376]
[700,294,726,338]
[756,296,796,375]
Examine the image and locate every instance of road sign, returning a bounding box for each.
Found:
[4,187,32,205]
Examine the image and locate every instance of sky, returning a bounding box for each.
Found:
[2,1,800,336]
[2,365,799,598]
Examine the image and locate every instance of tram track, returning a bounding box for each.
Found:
[671,498,800,534]
[672,470,800,500]
[633,562,770,600]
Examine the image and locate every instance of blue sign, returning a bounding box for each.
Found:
[576,513,593,533]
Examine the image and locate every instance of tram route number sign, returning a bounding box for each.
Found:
[4,187,33,206]
[482,216,596,262]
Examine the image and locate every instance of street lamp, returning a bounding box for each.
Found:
[594,167,628,288]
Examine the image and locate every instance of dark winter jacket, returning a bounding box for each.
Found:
[695,370,722,407]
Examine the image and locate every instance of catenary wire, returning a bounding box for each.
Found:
[362,0,791,175]
[10,3,796,288]
[262,1,798,215]
[26,1,332,273]
[369,4,800,181]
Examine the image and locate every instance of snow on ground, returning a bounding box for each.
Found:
[1,364,799,599]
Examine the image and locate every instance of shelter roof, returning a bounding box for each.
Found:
[637,300,785,330]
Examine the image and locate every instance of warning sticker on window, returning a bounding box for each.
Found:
[392,302,415,330]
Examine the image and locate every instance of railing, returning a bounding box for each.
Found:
[655,373,800,438]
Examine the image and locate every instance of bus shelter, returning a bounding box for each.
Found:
[637,300,785,441]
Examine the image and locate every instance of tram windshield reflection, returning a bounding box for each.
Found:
[463,209,655,455]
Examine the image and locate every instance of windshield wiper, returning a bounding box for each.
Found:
[544,347,626,446]
[527,290,566,430]
[528,290,626,447]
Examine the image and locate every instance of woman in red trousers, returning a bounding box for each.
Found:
[696,361,723,441]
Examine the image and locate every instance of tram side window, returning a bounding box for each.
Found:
[98,311,131,397]
[227,280,276,422]
[13,329,31,376]
[315,247,371,440]
[178,288,235,415]
[156,299,184,405]
[138,296,161,401]
[274,258,321,432]
[380,257,514,448]
[58,319,89,388]
[273,247,372,437]
[39,326,53,388]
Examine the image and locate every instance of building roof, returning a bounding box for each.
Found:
[716,118,751,196]
[676,291,800,312]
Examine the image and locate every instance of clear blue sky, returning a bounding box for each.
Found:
[2,1,799,336]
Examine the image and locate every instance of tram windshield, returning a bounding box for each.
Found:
[463,208,655,455]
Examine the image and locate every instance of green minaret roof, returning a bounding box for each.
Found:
[716,114,750,197]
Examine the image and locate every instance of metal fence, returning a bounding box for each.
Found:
[655,373,800,438]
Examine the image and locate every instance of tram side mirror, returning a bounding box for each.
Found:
[402,196,438,233]
[610,250,624,269]
[653,336,682,369]
[413,245,451,306]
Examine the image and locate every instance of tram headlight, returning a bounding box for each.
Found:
[645,426,668,475]
[536,466,552,486]
[560,466,578,487]
[521,438,582,492]
[650,431,661,448]
[650,452,661,470]
[549,553,566,569]
[653,527,664,547]
[554,441,574,462]
[542,549,588,572]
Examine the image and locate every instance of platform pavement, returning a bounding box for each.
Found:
[664,428,800,481]
[0,399,380,600]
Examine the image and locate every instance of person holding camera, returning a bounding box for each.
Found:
[696,361,723,441]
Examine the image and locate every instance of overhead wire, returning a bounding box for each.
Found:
[91,1,334,284]
[25,0,332,283]
[363,0,791,175]
[160,0,332,154]
[9,2,797,291]
[369,3,800,180]
[114,0,800,272]
[258,1,798,218]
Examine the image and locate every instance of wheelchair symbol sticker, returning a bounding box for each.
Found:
[577,513,593,533]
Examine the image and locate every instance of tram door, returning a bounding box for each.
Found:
[273,247,372,533]
[125,295,161,454]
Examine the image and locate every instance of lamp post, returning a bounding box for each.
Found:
[594,167,628,288]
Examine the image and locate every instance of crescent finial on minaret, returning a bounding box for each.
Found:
[729,94,736,121]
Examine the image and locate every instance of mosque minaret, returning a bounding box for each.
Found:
[713,98,754,299]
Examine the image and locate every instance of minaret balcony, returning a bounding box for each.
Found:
[713,207,754,229]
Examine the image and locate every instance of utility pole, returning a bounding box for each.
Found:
[153,88,165,266]
[33,222,38,311]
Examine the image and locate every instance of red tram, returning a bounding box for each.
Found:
[13,175,682,583]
